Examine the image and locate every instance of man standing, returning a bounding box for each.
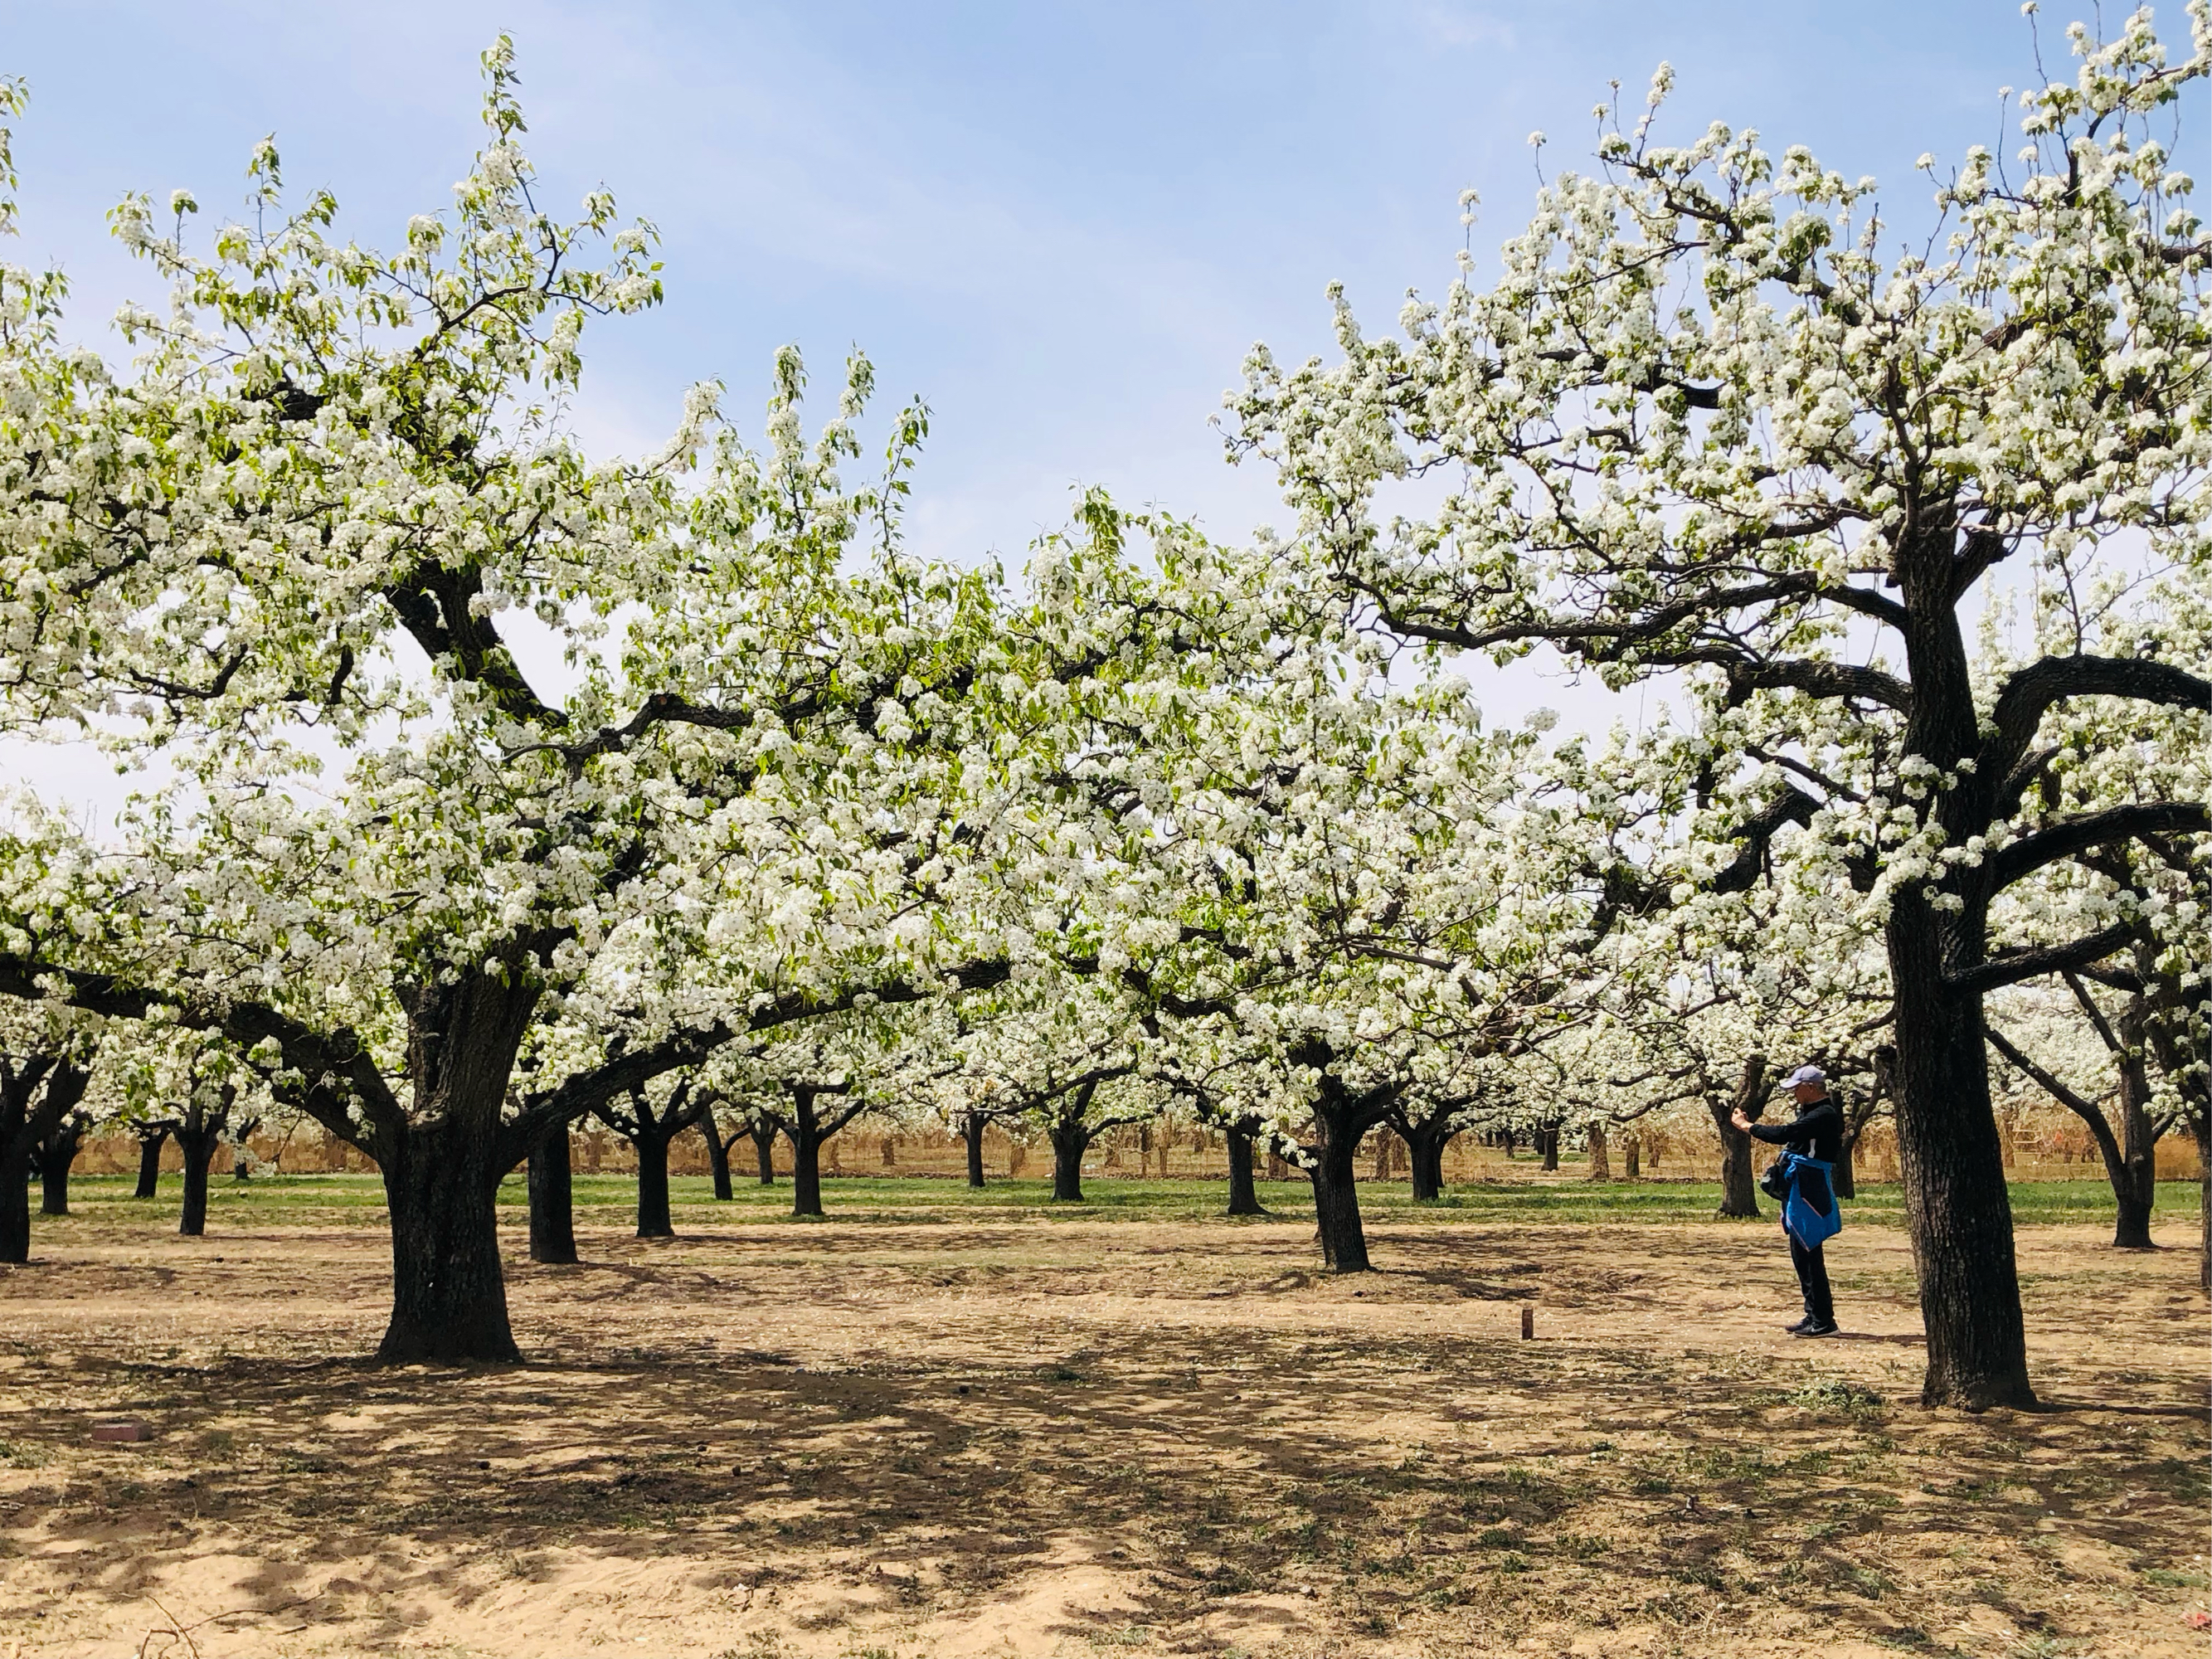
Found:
[1733,1063,1845,1336]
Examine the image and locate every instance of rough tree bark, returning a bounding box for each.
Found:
[36,1113,88,1217]
[1623,1132,1641,1180]
[2112,1001,2160,1251]
[961,1110,990,1189]
[697,1102,735,1201]
[780,1084,863,1219]
[527,1125,578,1265]
[750,1120,778,1185]
[1585,1125,1611,1182]
[1709,1054,1768,1220]
[1307,1109,1369,1272]
[0,1141,25,1264]
[368,971,544,1365]
[1538,1124,1561,1173]
[173,1089,233,1240]
[596,1081,707,1239]
[1292,1053,1400,1274]
[1987,1005,2161,1253]
[1049,1119,1091,1202]
[2128,933,2211,1292]
[1408,1125,1452,1201]
[634,1126,673,1238]
[1224,1118,1266,1216]
[1040,1078,1138,1204]
[1834,1047,1888,1202]
[0,1058,86,1264]
[377,1117,518,1363]
[1889,938,2033,1408]
[1386,1102,1460,1203]
[134,1123,172,1199]
[2198,1112,2211,1296]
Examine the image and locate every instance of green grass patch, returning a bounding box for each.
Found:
[46,1170,2194,1231]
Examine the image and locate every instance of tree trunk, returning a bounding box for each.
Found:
[134,1126,170,1199]
[0,1141,28,1263]
[1308,1120,1370,1272]
[1050,1123,1087,1202]
[2112,1007,2157,1250]
[634,1126,674,1238]
[751,1121,777,1185]
[700,1109,735,1202]
[2196,1110,2210,1295]
[1889,928,2034,1409]
[1838,1044,1891,1204]
[37,1118,84,1217]
[1407,1124,1449,1202]
[1500,1128,1516,1160]
[790,1126,824,1216]
[377,1116,519,1364]
[527,1126,578,1265]
[1225,1121,1265,1215]
[789,1091,829,1218]
[1539,1125,1560,1172]
[1623,1132,1641,1180]
[1989,1022,2142,1251]
[1710,1054,1767,1219]
[1585,1124,1610,1182]
[176,1121,223,1238]
[964,1111,988,1189]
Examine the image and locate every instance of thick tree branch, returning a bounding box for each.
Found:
[0,952,403,1141]
[1986,1024,2126,1191]
[1718,656,1913,712]
[1948,922,2136,995]
[1983,654,2212,785]
[1710,785,1821,893]
[1985,801,2212,893]
[501,952,1018,1160]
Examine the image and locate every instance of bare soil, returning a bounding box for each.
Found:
[0,1201,2203,1658]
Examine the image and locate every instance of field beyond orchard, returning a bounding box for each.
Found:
[1,1174,2205,1659]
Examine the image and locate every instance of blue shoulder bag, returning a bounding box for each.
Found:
[1779,1152,1841,1248]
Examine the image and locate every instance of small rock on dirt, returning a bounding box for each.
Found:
[91,1421,154,1443]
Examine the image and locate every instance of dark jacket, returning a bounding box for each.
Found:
[1749,1096,1844,1165]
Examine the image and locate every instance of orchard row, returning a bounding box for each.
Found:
[0,12,2204,1410]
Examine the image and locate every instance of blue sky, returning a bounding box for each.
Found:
[2,0,2199,751]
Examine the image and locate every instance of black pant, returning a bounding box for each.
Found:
[1789,1233,1835,1326]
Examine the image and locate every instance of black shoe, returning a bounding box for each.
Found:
[1783,1316,1816,1334]
[1791,1321,1839,1338]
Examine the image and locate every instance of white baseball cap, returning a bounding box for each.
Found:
[1781,1064,1826,1088]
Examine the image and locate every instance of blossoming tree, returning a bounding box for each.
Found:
[1228,7,2210,1405]
[0,49,1021,1360]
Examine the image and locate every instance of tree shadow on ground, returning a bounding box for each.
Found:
[2,1216,2201,1657]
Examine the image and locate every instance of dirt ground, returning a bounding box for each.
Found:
[0,1194,2203,1659]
